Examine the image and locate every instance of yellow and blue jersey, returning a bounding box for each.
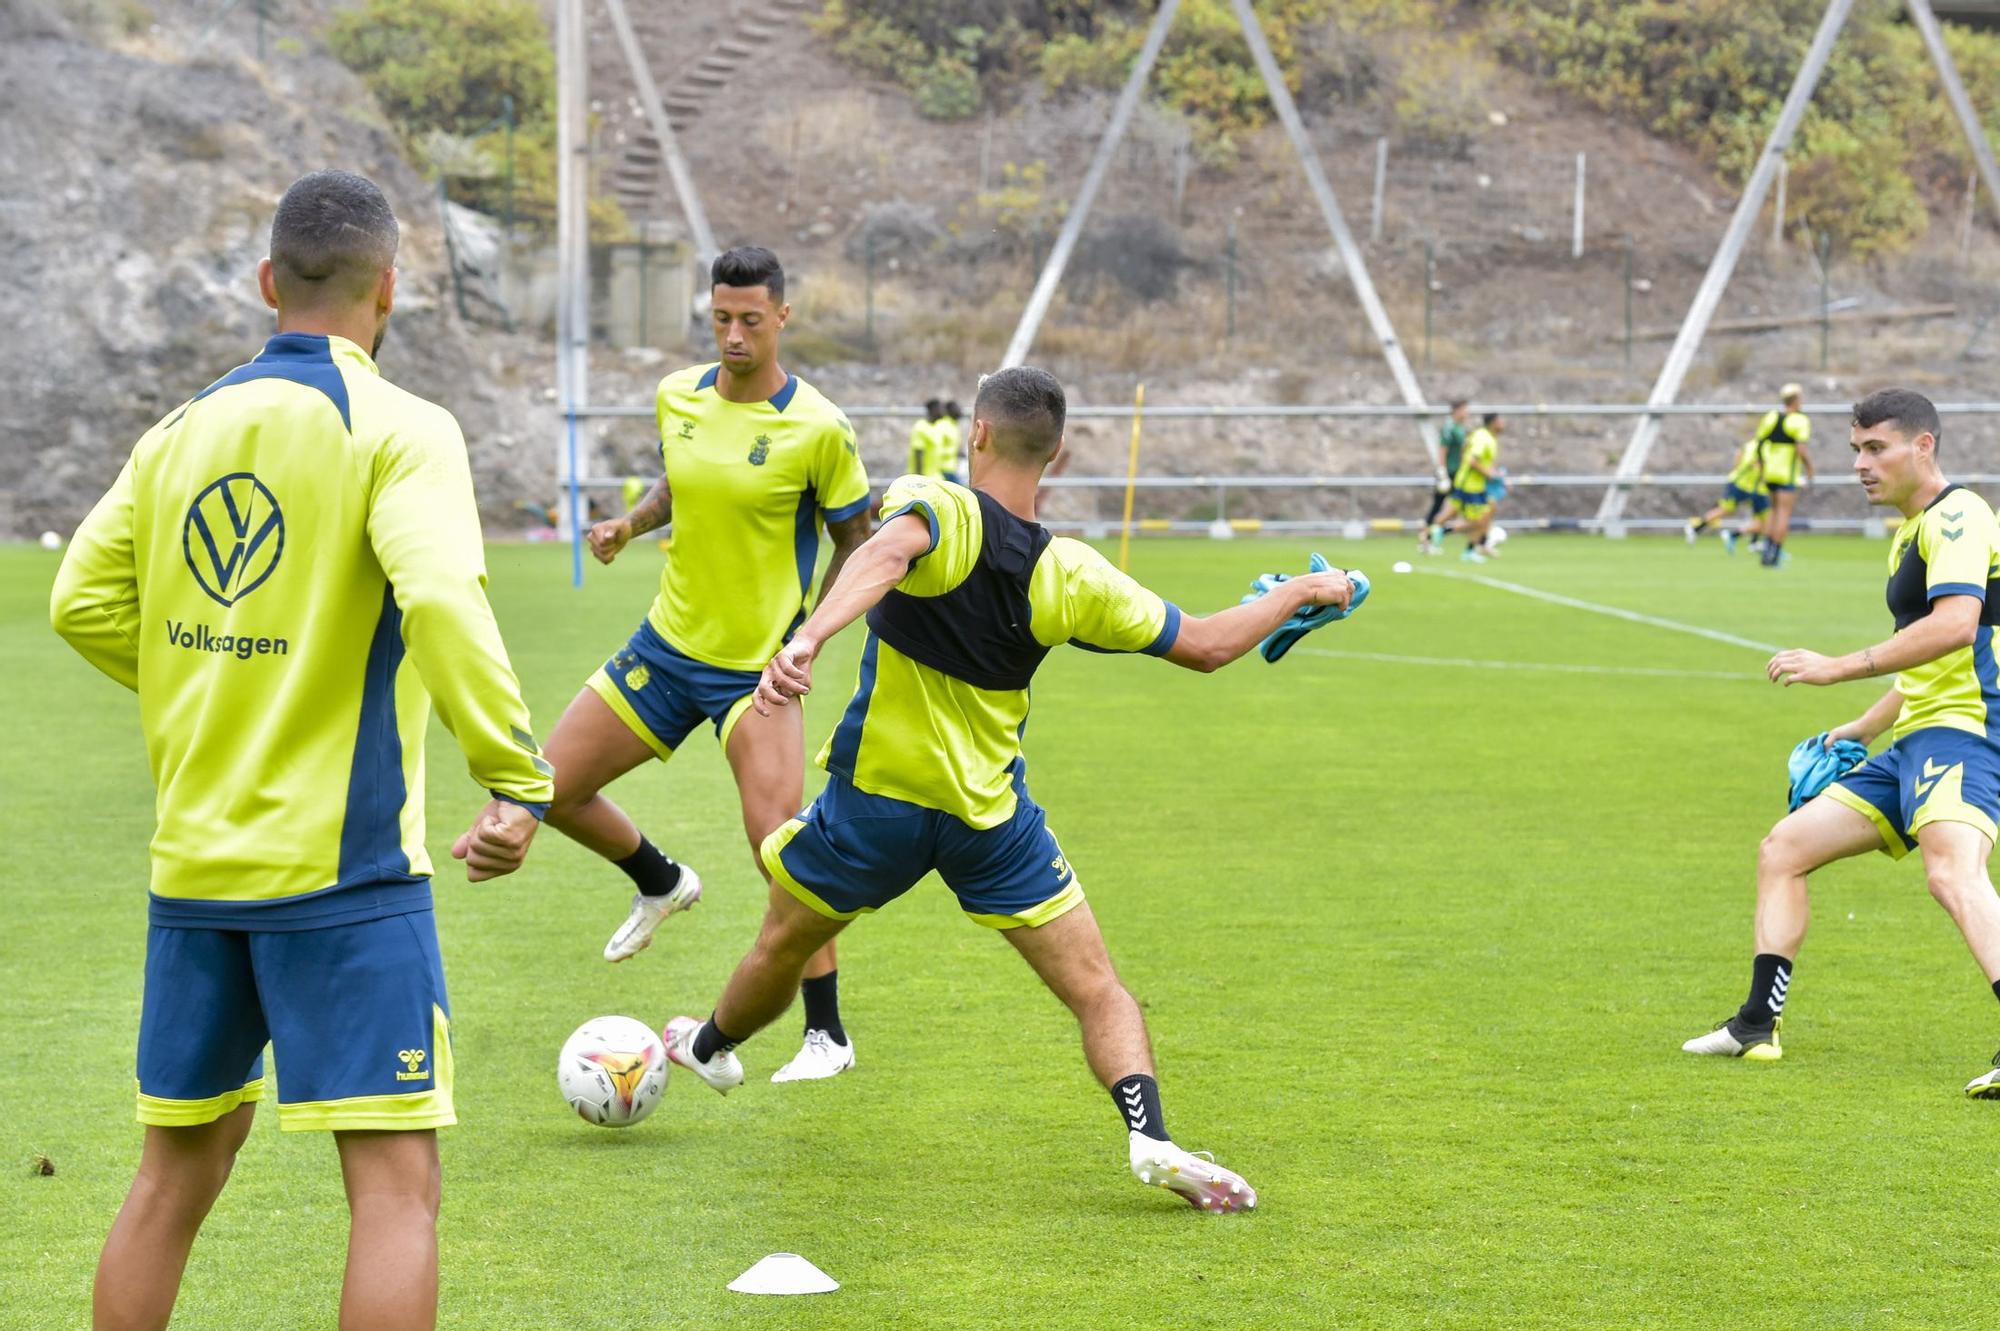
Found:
[908,418,935,477]
[649,363,872,672]
[927,417,963,478]
[1454,427,1498,498]
[50,333,553,928]
[1755,409,1811,486]
[817,475,1178,828]
[1726,438,1766,493]
[1885,484,2000,742]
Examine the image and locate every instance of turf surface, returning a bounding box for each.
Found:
[5,533,1997,1328]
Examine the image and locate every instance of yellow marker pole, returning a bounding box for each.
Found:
[1118,382,1145,571]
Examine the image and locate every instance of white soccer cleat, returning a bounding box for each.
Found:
[770,1028,855,1083]
[1967,1053,2000,1099]
[1684,520,1698,545]
[1682,1016,1781,1061]
[603,867,703,962]
[662,1015,744,1095]
[1128,1132,1257,1213]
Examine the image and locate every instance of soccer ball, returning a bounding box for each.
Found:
[1488,524,1509,547]
[557,1016,668,1127]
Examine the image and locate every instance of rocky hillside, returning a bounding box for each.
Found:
[0,0,559,539]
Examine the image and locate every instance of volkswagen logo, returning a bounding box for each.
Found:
[183,473,284,607]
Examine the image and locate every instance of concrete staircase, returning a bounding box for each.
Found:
[606,0,815,220]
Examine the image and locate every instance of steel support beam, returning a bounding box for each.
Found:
[1001,0,1180,369]
[1596,0,1857,527]
[1227,0,1433,461]
[601,0,720,265]
[1906,0,2000,226]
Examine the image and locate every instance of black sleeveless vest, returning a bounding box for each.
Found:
[867,489,1054,691]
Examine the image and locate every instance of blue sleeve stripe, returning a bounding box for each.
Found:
[1930,582,1987,601]
[492,792,551,821]
[1141,603,1183,657]
[882,500,940,557]
[823,494,872,525]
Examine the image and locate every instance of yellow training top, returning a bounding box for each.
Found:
[1885,484,2000,742]
[50,333,553,928]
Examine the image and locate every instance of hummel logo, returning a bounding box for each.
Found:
[395,1048,429,1082]
[1943,510,1964,522]
[1942,527,1964,541]
[1913,757,1956,799]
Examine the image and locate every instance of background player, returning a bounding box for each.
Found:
[50,170,550,1331]
[542,246,873,1083]
[931,399,965,483]
[1431,411,1504,561]
[909,398,943,478]
[657,366,1355,1211]
[1755,383,1813,568]
[1684,432,1770,554]
[1682,389,2000,1096]
[1417,399,1469,555]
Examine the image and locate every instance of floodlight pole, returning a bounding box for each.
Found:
[1596,0,1856,528]
[1905,0,2000,227]
[1000,0,1181,369]
[556,0,590,586]
[602,0,720,266]
[1228,0,1433,460]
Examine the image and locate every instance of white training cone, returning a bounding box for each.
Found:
[727,1253,839,1296]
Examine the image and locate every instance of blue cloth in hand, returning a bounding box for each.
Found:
[1786,732,1870,811]
[1245,553,1370,663]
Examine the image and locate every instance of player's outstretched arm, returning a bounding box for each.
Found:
[1165,570,1352,673]
[50,455,142,691]
[755,512,933,714]
[1768,594,1980,687]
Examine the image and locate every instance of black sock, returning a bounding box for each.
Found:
[614,836,683,897]
[1737,953,1792,1028]
[1690,515,1709,531]
[1111,1074,1169,1142]
[801,970,846,1044]
[1761,538,1783,566]
[691,1012,741,1064]
[1991,978,2000,1006]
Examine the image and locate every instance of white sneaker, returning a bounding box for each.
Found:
[1681,1015,1781,1061]
[662,1015,744,1094]
[1967,1053,2000,1098]
[770,1028,855,1083]
[603,867,703,962]
[1128,1131,1256,1213]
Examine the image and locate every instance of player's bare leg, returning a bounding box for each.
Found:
[1005,904,1255,1211]
[1916,821,2000,981]
[1762,489,1798,566]
[726,702,852,1079]
[666,882,849,1092]
[1685,796,1884,1059]
[543,688,702,961]
[543,688,656,859]
[93,1103,254,1331]
[334,1129,441,1331]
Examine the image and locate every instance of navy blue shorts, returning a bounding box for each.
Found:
[588,619,765,759]
[1721,483,1771,515]
[1825,727,2000,857]
[135,910,453,1131]
[761,775,1084,929]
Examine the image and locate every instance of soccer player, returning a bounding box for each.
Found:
[1417,399,1469,555]
[909,398,943,477]
[657,366,1356,1210]
[930,399,965,483]
[1683,433,1770,554]
[542,246,872,1082]
[1682,389,2000,1097]
[1433,411,1503,562]
[49,170,551,1331]
[1754,383,1813,567]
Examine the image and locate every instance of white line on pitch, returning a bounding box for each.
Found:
[1291,647,1758,682]
[1410,567,1782,653]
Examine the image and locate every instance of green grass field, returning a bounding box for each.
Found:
[5,533,1998,1328]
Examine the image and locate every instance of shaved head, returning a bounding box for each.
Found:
[269,170,398,308]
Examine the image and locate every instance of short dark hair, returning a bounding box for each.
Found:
[974,367,1065,464]
[1482,411,1501,427]
[1449,398,1469,411]
[943,400,961,419]
[270,170,398,306]
[1853,388,1941,451]
[711,246,784,301]
[924,397,943,418]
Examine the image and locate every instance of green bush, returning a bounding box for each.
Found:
[913,53,984,119]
